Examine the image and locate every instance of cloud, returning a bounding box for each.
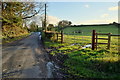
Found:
[101,14,109,18]
[27,14,60,27]
[25,14,42,27]
[47,16,60,25]
[84,5,89,8]
[78,19,118,25]
[108,6,120,11]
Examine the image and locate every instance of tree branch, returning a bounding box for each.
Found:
[22,3,45,19]
[22,9,40,19]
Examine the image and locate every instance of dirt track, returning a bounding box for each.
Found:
[2,32,50,78]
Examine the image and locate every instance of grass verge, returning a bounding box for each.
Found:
[44,37,120,79]
[2,33,30,44]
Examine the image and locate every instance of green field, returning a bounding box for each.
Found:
[63,25,119,36]
[44,24,120,79]
[63,25,119,52]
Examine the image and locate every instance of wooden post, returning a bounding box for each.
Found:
[57,33,58,41]
[61,31,63,43]
[92,30,96,50]
[108,33,111,49]
[96,33,98,50]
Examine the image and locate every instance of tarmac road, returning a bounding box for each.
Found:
[2,32,51,78]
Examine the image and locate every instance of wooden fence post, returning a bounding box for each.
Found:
[92,30,96,50]
[108,33,112,49]
[56,33,58,41]
[61,31,63,43]
[96,33,98,50]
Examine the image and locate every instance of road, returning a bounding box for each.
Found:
[2,32,52,78]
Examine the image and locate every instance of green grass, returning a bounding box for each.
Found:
[63,25,119,36]
[2,33,30,44]
[63,24,119,52]
[63,49,120,78]
[44,24,119,79]
[45,40,120,78]
[63,35,119,52]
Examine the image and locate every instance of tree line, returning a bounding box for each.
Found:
[1,2,72,39]
[1,2,45,38]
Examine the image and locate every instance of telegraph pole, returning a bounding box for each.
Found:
[45,4,47,32]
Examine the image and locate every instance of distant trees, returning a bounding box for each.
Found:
[47,24,54,31]
[58,20,72,27]
[29,21,38,32]
[58,20,72,31]
[113,22,117,25]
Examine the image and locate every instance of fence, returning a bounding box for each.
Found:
[92,30,111,50]
[56,31,64,43]
[44,31,64,43]
[92,30,120,51]
[110,34,120,52]
[63,30,119,52]
[63,32,92,46]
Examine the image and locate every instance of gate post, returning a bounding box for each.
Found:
[92,30,96,50]
[57,33,58,41]
[61,31,63,43]
[108,33,112,49]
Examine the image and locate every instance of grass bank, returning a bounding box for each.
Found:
[44,40,120,79]
[2,33,30,44]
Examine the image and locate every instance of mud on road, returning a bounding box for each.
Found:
[2,32,53,78]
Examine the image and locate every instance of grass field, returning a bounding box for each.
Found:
[63,35,119,52]
[63,25,119,36]
[63,24,119,52]
[44,24,120,79]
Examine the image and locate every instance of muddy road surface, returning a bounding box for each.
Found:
[2,32,53,78]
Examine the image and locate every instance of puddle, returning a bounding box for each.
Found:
[70,43,91,49]
[70,43,92,49]
[39,35,41,40]
[38,32,41,35]
[70,43,80,46]
[82,44,92,49]
[46,61,64,78]
[46,62,54,78]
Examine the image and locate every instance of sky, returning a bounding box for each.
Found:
[32,2,119,26]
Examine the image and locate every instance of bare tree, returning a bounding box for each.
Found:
[2,2,46,26]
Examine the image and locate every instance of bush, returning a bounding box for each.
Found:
[2,25,28,38]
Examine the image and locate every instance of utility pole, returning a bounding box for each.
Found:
[45,4,47,32]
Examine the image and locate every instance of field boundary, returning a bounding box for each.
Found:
[92,30,120,50]
[66,23,119,28]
